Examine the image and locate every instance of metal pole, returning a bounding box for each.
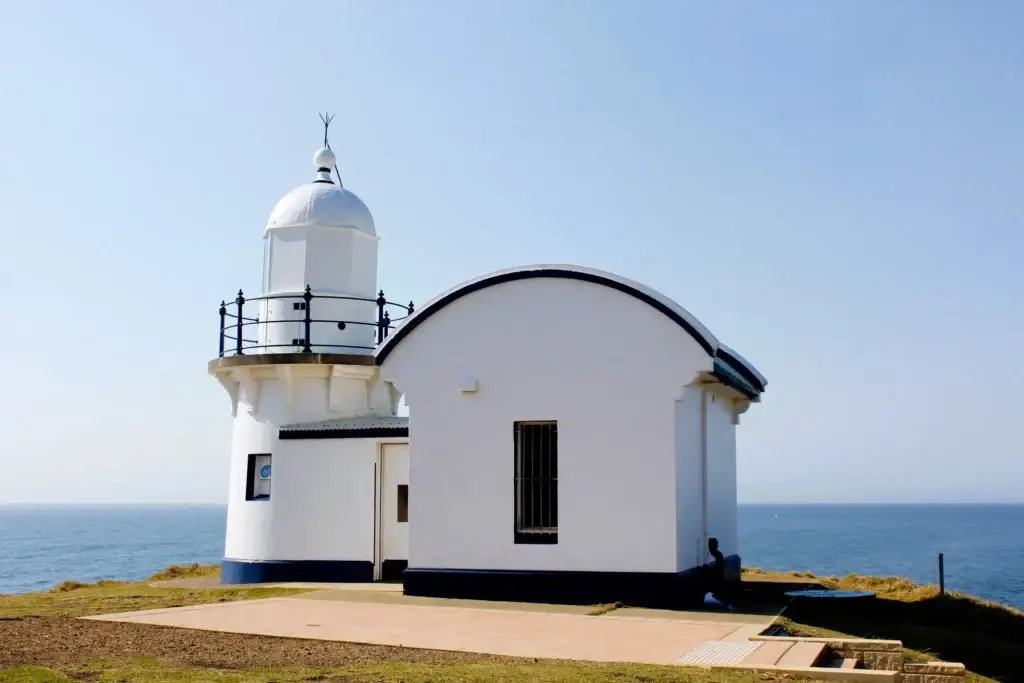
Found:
[303,285,313,353]
[218,301,226,357]
[235,290,245,355]
[376,290,386,343]
[939,553,945,596]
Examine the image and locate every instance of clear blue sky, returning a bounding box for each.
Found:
[1,1,1021,504]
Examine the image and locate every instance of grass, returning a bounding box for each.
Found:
[775,619,1000,683]
[744,568,1023,683]
[745,566,1024,608]
[586,602,623,616]
[743,568,819,581]
[0,566,302,619]
[0,658,811,683]
[0,566,816,683]
[147,562,221,582]
[4,564,1018,682]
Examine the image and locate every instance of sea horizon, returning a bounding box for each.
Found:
[4,501,1022,508]
[2,503,1022,609]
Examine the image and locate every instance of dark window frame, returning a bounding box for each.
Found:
[513,421,558,545]
[245,453,272,501]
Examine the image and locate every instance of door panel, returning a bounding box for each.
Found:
[380,443,409,577]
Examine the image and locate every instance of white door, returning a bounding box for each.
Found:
[379,443,409,579]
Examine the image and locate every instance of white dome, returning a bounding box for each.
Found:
[265,146,376,235]
[266,182,376,235]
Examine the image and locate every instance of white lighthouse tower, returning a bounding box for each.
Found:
[209,134,411,583]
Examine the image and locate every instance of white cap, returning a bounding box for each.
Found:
[313,147,336,183]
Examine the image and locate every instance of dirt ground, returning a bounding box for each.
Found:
[0,615,522,671]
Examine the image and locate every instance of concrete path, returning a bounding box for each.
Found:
[149,578,406,591]
[87,592,777,665]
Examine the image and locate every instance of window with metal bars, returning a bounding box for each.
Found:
[514,421,558,544]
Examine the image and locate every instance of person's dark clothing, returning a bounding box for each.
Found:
[705,542,733,609]
[710,547,725,581]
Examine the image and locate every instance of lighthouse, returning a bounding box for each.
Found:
[206,122,768,603]
[209,137,411,584]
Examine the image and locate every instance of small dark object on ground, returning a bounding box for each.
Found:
[785,589,876,601]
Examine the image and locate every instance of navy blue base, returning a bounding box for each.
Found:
[381,559,408,581]
[404,557,741,609]
[221,559,374,584]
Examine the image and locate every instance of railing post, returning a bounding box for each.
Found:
[218,301,226,358]
[383,310,391,339]
[376,290,386,343]
[303,285,313,353]
[408,300,415,315]
[235,290,245,356]
[938,553,945,596]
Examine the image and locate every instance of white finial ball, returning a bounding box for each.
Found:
[313,147,336,170]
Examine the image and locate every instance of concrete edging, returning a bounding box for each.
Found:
[750,635,903,650]
[709,664,899,682]
[748,635,966,681]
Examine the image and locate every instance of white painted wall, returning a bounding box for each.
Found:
[224,418,378,562]
[674,386,741,570]
[266,227,306,294]
[221,365,406,564]
[224,410,277,559]
[674,386,704,571]
[379,277,715,574]
[705,391,739,558]
[260,225,379,354]
[380,443,409,562]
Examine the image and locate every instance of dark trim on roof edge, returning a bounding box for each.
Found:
[375,268,717,364]
[711,361,760,400]
[714,348,765,392]
[279,427,409,440]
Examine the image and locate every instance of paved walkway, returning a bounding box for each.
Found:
[87,590,777,665]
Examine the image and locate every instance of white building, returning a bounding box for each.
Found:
[211,141,766,606]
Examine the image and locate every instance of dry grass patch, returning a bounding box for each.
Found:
[745,566,1024,614]
[147,563,220,582]
[0,566,304,620]
[749,569,1024,683]
[0,657,823,683]
[0,566,829,683]
[776,618,998,683]
[586,602,623,616]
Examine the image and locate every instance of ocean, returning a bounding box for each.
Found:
[1,504,1021,610]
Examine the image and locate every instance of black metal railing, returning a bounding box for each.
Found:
[217,286,413,357]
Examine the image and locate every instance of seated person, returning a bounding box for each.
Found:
[705,537,735,610]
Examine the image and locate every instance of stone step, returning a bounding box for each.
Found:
[740,640,794,666]
[776,641,827,668]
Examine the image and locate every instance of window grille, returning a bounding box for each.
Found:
[514,421,558,544]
